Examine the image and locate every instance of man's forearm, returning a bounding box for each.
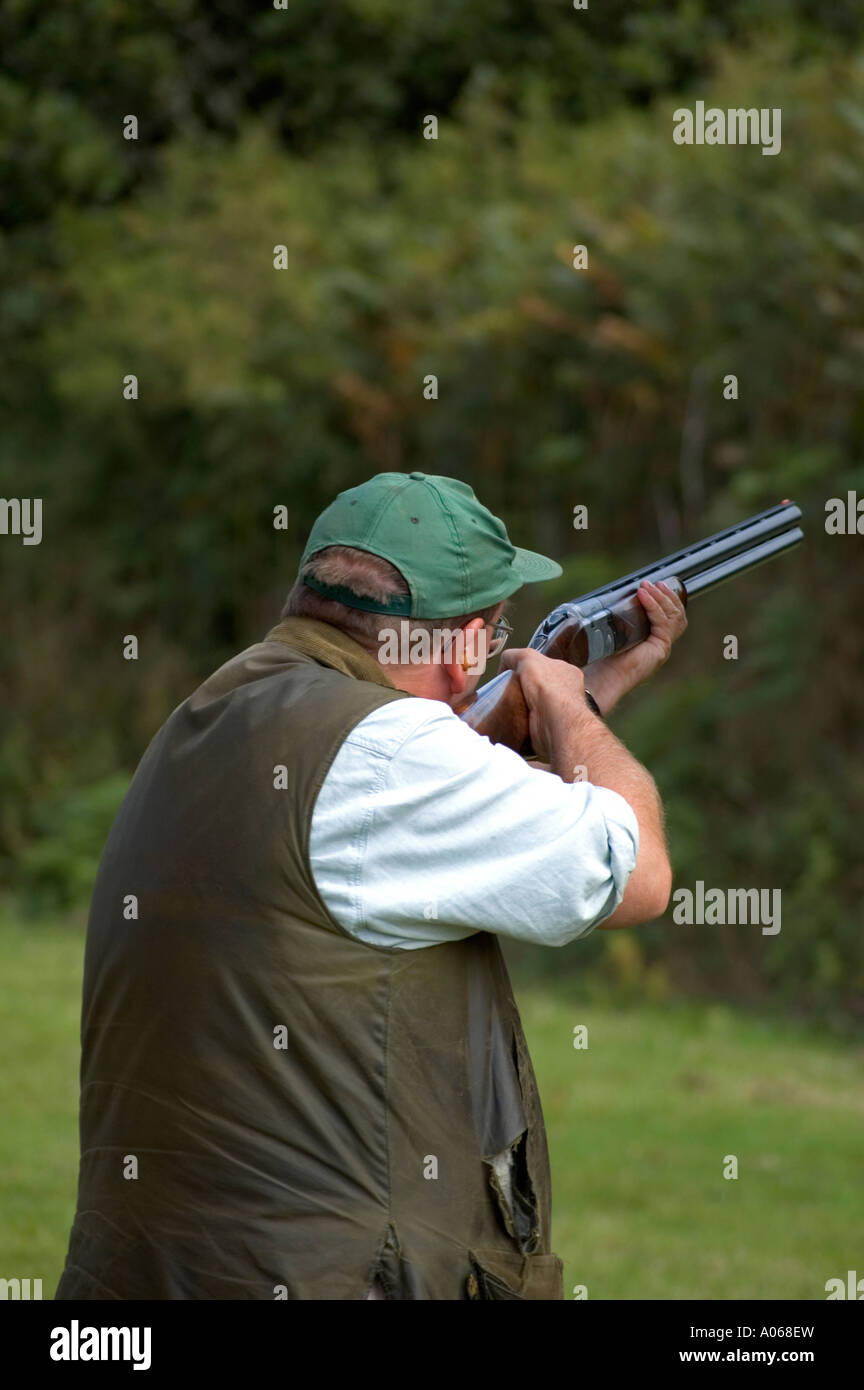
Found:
[547,704,671,927]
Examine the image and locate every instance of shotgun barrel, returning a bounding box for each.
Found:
[679,526,803,596]
[529,499,802,649]
[456,499,804,752]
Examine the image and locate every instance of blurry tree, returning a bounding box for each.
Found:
[1,11,862,1023]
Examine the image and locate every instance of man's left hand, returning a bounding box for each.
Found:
[584,579,688,716]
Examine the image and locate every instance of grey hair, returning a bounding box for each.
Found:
[283,545,505,657]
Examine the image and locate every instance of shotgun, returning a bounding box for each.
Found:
[455,499,804,753]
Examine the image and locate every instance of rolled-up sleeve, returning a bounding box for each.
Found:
[309,697,640,950]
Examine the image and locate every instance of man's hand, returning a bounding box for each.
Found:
[499,647,592,766]
[585,579,687,716]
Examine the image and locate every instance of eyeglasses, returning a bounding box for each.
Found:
[446,615,514,670]
[486,615,513,659]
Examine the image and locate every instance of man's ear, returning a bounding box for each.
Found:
[443,616,486,694]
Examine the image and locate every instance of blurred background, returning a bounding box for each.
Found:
[1,0,862,1298]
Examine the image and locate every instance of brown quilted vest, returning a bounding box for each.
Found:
[55,617,564,1300]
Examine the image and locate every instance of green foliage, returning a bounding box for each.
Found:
[1,11,863,1018]
[10,776,129,916]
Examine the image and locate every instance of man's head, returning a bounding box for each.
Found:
[284,472,562,704]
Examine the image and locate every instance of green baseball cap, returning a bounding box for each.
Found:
[299,472,562,617]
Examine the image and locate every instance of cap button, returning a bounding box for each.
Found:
[409,471,426,480]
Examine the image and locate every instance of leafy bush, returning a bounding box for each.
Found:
[12,776,129,916]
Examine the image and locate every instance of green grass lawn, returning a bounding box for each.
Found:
[1,914,861,1299]
[521,990,864,1300]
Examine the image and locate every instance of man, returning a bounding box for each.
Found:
[56,471,685,1301]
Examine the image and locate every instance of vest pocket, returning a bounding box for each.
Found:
[466,1247,564,1301]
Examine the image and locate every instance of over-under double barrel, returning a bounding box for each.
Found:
[456,500,804,752]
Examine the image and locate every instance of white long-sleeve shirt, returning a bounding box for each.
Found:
[308,695,639,950]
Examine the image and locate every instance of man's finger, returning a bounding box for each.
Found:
[642,581,686,624]
[638,584,673,617]
[655,581,687,614]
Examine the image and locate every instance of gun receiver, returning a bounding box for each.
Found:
[455,500,804,753]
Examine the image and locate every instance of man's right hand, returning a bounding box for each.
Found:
[499,647,595,765]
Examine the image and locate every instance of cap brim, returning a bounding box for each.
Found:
[511,546,563,583]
